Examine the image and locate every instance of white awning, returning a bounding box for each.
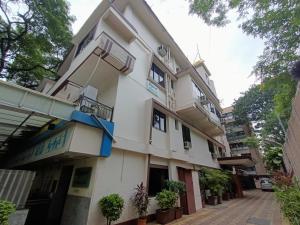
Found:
[0,80,76,153]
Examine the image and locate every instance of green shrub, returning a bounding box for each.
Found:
[98,194,124,225]
[155,190,177,210]
[275,185,300,225]
[199,168,231,196]
[164,180,186,197]
[0,200,16,225]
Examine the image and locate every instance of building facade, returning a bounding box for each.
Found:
[283,82,300,179]
[222,106,267,177]
[0,1,231,225]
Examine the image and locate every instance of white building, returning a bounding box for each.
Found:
[1,1,230,224]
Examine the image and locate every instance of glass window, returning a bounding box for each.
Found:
[72,167,92,188]
[150,63,165,88]
[75,25,96,57]
[182,125,191,143]
[192,81,205,99]
[153,109,166,132]
[148,167,169,196]
[175,119,179,130]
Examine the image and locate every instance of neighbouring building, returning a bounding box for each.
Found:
[221,106,267,187]
[283,82,300,179]
[0,1,233,225]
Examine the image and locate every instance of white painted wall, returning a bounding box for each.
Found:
[69,123,103,156]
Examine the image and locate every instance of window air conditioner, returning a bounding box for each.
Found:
[158,45,167,57]
[184,141,192,150]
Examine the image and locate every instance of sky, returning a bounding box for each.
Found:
[68,0,265,107]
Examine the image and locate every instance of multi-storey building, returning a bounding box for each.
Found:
[0,1,231,224]
[283,82,300,179]
[222,106,266,178]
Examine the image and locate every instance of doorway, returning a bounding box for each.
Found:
[177,167,196,214]
[46,165,74,225]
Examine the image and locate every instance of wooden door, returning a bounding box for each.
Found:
[177,167,196,214]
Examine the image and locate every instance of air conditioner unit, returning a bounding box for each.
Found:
[184,141,192,150]
[158,45,167,57]
[198,96,209,105]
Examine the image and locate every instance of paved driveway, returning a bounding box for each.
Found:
[151,190,286,225]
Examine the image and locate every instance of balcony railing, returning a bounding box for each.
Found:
[76,95,113,121]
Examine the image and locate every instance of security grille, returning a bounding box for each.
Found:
[0,169,35,209]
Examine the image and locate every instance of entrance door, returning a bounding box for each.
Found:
[177,167,196,214]
[46,165,74,225]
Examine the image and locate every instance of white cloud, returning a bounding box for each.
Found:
[68,0,265,107]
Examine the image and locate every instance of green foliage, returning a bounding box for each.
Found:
[164,180,186,197]
[131,182,150,218]
[243,136,259,149]
[233,74,296,148]
[155,190,177,210]
[0,200,16,225]
[188,0,300,79]
[0,0,74,88]
[98,194,124,225]
[275,184,300,225]
[199,168,231,196]
[264,147,283,171]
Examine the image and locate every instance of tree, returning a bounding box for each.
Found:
[0,0,74,88]
[264,147,284,171]
[188,0,300,79]
[233,74,296,146]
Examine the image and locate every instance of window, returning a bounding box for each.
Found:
[182,125,191,143]
[150,63,165,88]
[192,81,205,99]
[207,140,215,156]
[148,166,169,196]
[171,80,174,89]
[75,25,96,57]
[175,119,179,130]
[72,167,92,188]
[153,109,166,132]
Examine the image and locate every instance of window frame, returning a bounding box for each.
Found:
[147,165,169,197]
[75,25,97,57]
[153,109,167,132]
[150,63,165,88]
[182,124,191,143]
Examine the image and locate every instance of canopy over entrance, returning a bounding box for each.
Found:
[0,80,75,154]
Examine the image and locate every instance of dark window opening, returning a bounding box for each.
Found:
[150,63,165,88]
[75,25,96,57]
[148,167,169,196]
[171,80,174,89]
[72,167,92,188]
[153,109,166,132]
[175,119,179,130]
[182,125,191,142]
[207,140,215,157]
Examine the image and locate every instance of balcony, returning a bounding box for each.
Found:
[175,75,223,136]
[75,95,113,121]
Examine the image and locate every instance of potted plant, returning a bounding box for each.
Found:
[200,168,227,205]
[155,190,177,224]
[0,200,16,225]
[131,182,150,225]
[164,180,186,219]
[98,194,124,225]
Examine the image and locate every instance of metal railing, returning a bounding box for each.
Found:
[75,95,114,121]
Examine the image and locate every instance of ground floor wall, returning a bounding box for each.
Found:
[26,148,204,225]
[87,149,203,225]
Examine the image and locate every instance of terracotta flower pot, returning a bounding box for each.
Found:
[156,208,175,224]
[222,192,230,201]
[137,217,147,225]
[175,207,183,219]
[217,195,222,204]
[207,196,218,205]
